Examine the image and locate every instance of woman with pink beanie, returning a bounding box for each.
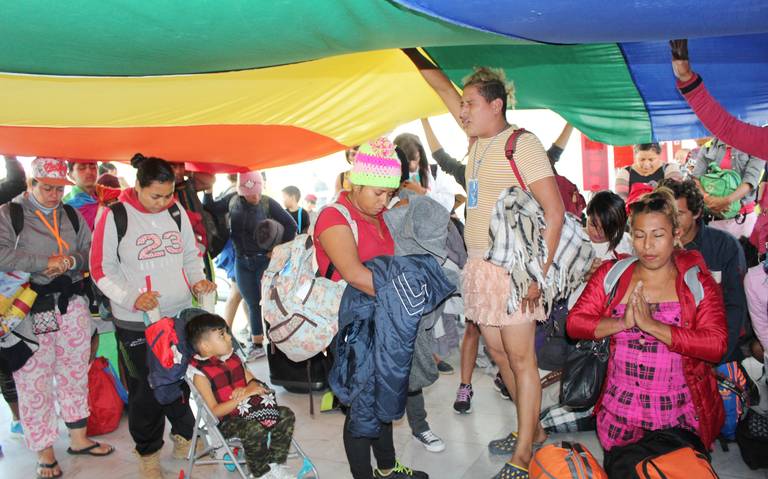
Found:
[314,138,429,479]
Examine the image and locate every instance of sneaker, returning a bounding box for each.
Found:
[246,343,266,361]
[413,430,446,453]
[493,373,511,400]
[374,459,429,478]
[475,354,492,369]
[453,383,473,414]
[265,463,294,479]
[10,420,23,436]
[436,361,454,375]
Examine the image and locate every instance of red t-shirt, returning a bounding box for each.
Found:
[313,192,394,282]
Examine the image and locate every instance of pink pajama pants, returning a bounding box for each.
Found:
[13,295,91,451]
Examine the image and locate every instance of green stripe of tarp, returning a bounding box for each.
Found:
[0,0,526,76]
[424,43,652,146]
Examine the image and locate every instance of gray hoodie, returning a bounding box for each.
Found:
[0,194,90,285]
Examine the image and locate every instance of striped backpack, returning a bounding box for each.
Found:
[260,203,357,363]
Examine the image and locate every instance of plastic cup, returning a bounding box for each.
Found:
[145,307,161,324]
[198,290,216,313]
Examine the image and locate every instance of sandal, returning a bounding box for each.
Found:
[493,462,529,479]
[488,432,545,456]
[66,443,115,457]
[37,460,63,479]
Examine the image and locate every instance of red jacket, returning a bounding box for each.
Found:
[567,250,727,448]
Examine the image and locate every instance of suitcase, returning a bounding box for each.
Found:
[267,345,332,416]
[266,344,331,394]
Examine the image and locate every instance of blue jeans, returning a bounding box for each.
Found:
[235,254,270,339]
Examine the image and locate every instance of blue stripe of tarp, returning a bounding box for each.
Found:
[390,0,768,44]
[620,34,768,142]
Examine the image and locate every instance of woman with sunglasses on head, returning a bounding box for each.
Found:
[567,189,727,455]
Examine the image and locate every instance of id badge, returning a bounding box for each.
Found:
[467,179,479,209]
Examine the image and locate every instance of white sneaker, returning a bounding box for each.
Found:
[413,429,446,453]
[246,343,266,361]
[265,463,294,479]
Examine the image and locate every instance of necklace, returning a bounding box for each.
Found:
[471,124,510,179]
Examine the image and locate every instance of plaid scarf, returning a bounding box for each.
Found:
[486,187,595,314]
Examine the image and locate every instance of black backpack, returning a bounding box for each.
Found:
[109,202,181,248]
[736,407,768,470]
[8,202,80,237]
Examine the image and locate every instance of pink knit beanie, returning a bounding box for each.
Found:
[349,137,402,188]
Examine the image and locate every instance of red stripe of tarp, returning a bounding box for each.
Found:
[0,125,346,170]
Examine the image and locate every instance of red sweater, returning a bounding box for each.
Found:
[567,250,727,448]
[679,73,768,160]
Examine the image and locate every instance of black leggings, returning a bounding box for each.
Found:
[117,327,195,456]
[343,415,396,479]
[0,364,17,404]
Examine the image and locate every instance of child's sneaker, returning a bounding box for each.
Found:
[493,373,511,400]
[264,463,294,479]
[9,420,23,436]
[453,383,473,414]
[374,459,429,478]
[413,430,445,453]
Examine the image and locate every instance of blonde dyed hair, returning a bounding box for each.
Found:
[462,67,516,110]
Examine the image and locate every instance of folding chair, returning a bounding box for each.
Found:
[185,376,320,478]
[183,351,320,478]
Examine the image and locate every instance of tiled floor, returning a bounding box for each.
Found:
[1,308,766,478]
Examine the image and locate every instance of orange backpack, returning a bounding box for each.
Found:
[635,447,719,479]
[530,442,608,479]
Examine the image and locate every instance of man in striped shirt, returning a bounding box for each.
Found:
[405,49,564,478]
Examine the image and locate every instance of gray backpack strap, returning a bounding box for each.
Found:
[603,257,638,296]
[602,257,704,307]
[319,203,358,243]
[684,266,704,307]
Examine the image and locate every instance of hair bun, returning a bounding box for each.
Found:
[130,153,147,169]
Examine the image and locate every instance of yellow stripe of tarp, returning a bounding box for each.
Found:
[0,50,447,147]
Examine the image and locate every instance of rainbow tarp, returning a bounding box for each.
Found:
[1,1,767,169]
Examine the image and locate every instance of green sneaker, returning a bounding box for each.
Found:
[320,391,340,413]
[374,459,429,478]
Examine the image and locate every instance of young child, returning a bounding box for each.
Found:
[186,314,295,479]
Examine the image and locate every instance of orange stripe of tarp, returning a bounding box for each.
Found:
[0,125,346,169]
